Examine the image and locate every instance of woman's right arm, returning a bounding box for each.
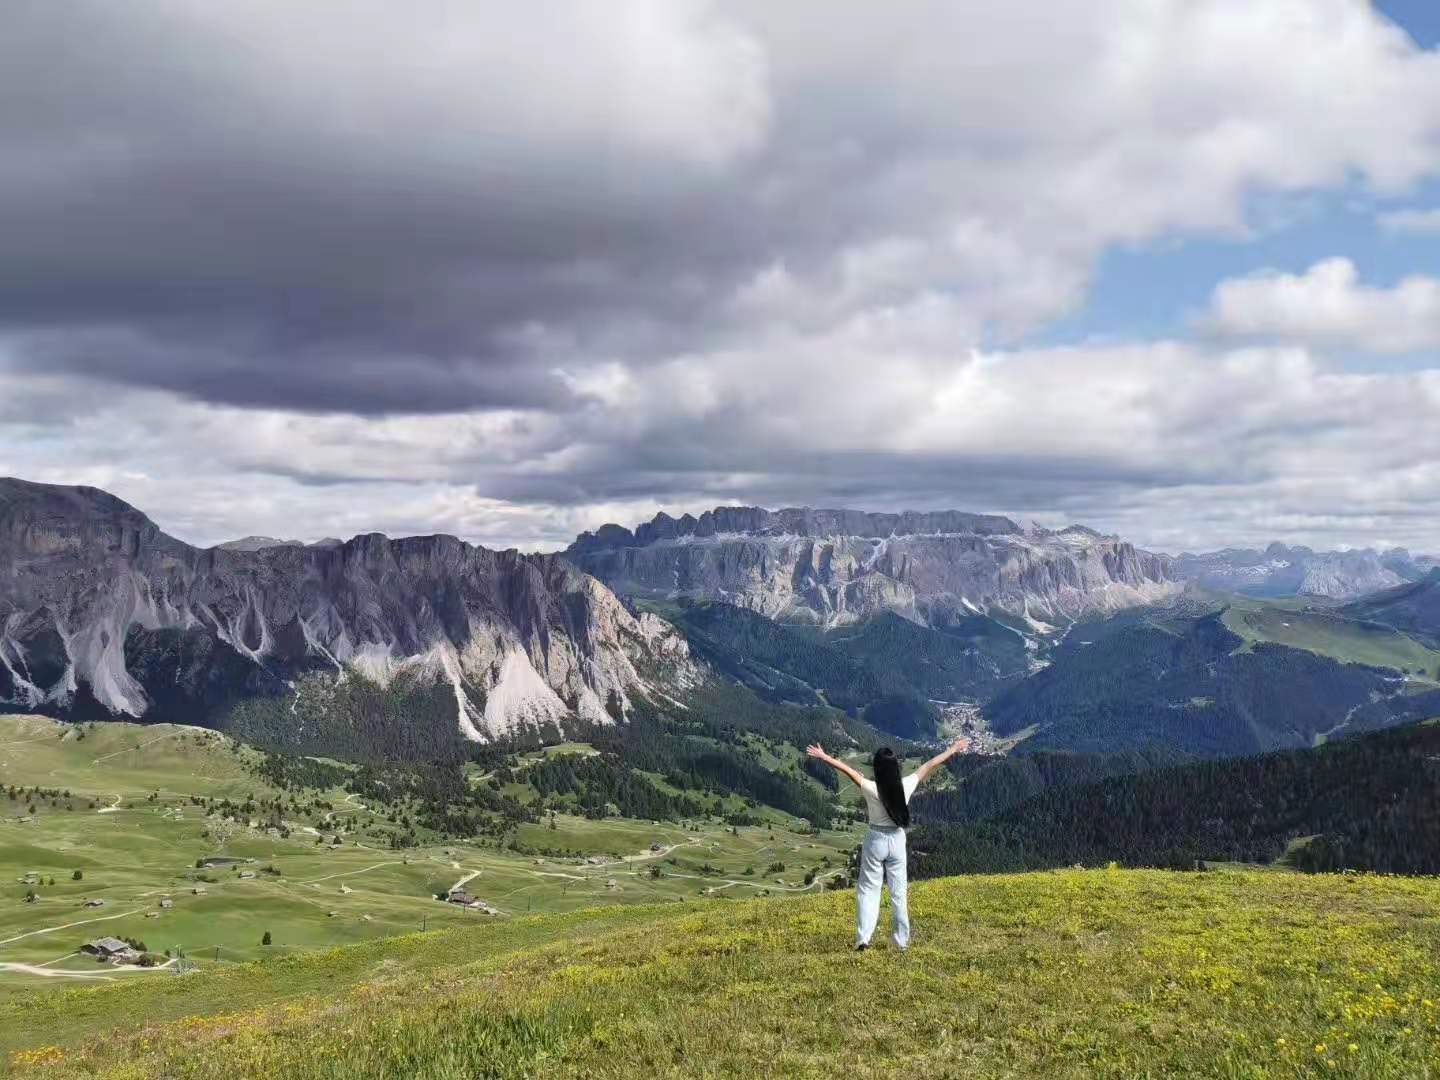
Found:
[805,743,867,788]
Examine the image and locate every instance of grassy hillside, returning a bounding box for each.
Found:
[0,716,858,1001]
[6,869,1439,1078]
[0,715,279,801]
[1222,599,1440,681]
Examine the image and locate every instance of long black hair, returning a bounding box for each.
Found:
[872,747,910,828]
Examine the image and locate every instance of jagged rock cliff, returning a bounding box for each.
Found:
[567,507,1177,629]
[0,479,695,742]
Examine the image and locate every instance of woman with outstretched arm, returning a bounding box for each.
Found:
[806,736,969,951]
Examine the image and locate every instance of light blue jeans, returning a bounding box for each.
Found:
[856,825,909,948]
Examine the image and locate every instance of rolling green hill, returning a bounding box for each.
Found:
[5,869,1438,1078]
[1221,597,1440,680]
[0,715,284,802]
[0,715,860,1003]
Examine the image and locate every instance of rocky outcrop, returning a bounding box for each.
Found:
[566,507,1177,629]
[0,478,695,741]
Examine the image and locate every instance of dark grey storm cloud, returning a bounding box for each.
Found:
[4,2,1440,555]
[0,1,785,412]
[19,1,1413,416]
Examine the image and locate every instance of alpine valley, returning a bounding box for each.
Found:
[5,478,1438,763]
[3,476,1440,1054]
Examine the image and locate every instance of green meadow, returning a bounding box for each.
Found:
[5,868,1439,1078]
[1222,600,1440,681]
[0,716,857,1002]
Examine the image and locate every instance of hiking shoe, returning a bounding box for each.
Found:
[855,942,869,952]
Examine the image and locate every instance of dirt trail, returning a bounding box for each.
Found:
[448,869,482,894]
[575,835,703,870]
[0,963,115,981]
[0,957,176,980]
[299,861,400,886]
[89,731,181,765]
[327,793,367,818]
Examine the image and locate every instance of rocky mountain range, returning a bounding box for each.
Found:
[0,479,695,745]
[566,506,1179,629]
[8,479,1436,759]
[568,506,1440,619]
[1170,542,1438,600]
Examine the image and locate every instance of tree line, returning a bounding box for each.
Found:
[910,720,1440,878]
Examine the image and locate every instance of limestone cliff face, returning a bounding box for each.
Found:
[0,479,694,740]
[567,507,1177,629]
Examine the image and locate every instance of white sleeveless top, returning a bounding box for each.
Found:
[856,773,919,828]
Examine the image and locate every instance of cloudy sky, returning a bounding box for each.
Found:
[4,1,1440,554]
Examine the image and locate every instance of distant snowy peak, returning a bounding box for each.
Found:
[1171,543,1437,600]
[566,505,1176,630]
[0,477,695,742]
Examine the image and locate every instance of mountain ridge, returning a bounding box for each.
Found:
[0,477,696,744]
[567,503,1177,629]
[1170,541,1438,599]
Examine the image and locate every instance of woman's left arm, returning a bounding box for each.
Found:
[912,736,970,786]
[804,744,867,788]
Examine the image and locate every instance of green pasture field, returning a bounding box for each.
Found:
[0,716,858,1004]
[6,867,1439,1078]
[1222,599,1440,680]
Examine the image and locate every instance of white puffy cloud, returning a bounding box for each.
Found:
[1201,257,1440,352]
[7,333,1440,556]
